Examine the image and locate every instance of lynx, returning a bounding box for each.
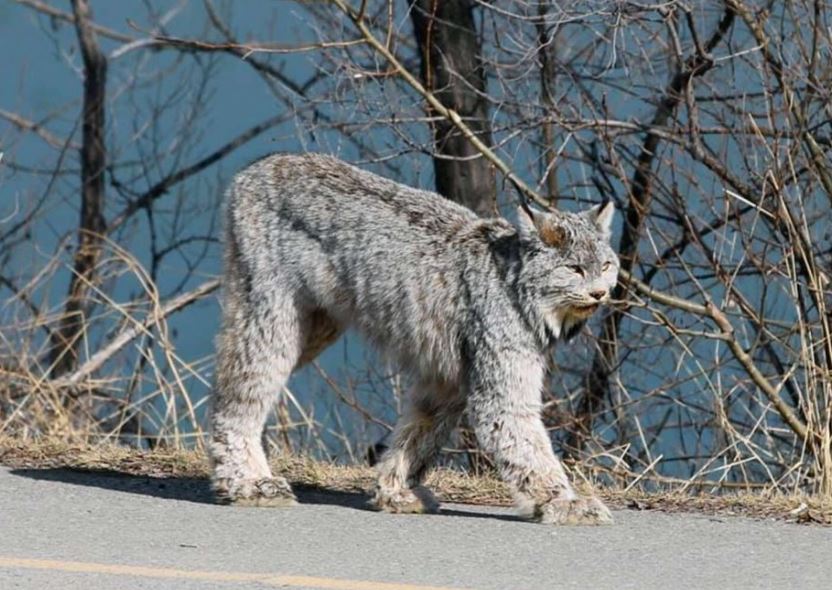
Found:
[209,153,619,525]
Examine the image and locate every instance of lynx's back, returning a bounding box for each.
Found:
[224,153,501,380]
[231,153,479,240]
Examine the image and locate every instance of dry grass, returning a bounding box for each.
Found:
[1,435,829,525]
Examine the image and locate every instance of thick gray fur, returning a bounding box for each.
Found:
[209,153,620,524]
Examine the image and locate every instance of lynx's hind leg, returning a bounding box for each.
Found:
[371,381,465,514]
[210,285,302,507]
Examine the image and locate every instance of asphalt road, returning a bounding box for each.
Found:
[0,466,830,590]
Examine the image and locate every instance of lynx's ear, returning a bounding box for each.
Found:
[586,200,615,237]
[516,205,540,240]
[516,205,567,248]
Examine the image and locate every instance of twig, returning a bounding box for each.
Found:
[329,0,550,210]
[51,278,220,388]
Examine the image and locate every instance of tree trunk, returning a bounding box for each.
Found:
[410,0,497,217]
[49,0,108,375]
[410,0,495,471]
[537,0,559,205]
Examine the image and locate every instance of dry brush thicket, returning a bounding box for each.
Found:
[1,0,831,497]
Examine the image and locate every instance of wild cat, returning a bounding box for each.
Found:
[209,153,619,525]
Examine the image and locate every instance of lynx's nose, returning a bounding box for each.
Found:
[589,289,607,301]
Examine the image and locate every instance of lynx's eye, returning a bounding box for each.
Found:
[569,265,586,278]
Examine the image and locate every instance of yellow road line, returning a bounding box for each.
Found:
[0,556,469,590]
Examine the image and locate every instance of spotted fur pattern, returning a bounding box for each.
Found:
[209,153,619,524]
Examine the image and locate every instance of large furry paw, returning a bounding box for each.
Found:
[535,496,613,525]
[369,485,439,514]
[213,477,297,507]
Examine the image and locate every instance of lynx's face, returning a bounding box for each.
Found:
[515,202,619,341]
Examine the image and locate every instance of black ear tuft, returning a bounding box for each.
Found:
[587,199,615,236]
[519,198,537,223]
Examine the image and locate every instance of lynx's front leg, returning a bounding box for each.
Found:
[467,353,612,525]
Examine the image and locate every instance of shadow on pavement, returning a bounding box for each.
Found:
[10,468,523,521]
[10,467,369,510]
[439,506,523,522]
